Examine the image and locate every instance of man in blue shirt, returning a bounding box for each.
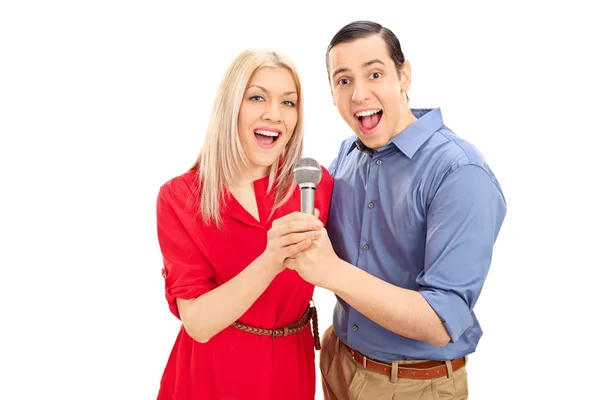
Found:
[286,20,507,399]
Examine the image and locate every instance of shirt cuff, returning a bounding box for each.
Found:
[420,289,473,343]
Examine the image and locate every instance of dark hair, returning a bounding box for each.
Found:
[326,20,406,80]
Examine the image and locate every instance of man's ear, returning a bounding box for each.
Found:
[400,60,412,92]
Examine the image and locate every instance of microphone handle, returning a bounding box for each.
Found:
[300,186,316,215]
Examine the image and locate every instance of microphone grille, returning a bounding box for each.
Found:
[294,157,322,185]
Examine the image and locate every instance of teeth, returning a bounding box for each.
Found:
[355,109,382,117]
[254,129,279,137]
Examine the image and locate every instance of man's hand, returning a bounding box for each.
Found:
[285,226,342,288]
[258,211,323,275]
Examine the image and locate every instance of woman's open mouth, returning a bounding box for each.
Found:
[254,129,281,148]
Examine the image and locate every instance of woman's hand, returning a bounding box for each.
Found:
[259,211,322,274]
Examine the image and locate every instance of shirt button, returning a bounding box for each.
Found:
[368,202,374,209]
[363,244,369,250]
[376,159,383,165]
[353,325,358,331]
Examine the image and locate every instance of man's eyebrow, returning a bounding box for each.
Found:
[363,59,385,68]
[332,59,386,79]
[331,67,350,79]
[248,85,297,96]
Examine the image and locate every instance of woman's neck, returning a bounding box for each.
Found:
[232,166,270,189]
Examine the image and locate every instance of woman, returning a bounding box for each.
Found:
[155,49,333,399]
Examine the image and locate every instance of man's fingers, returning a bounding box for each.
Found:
[285,238,312,258]
[281,230,321,247]
[275,219,322,236]
[273,211,319,226]
[314,208,320,219]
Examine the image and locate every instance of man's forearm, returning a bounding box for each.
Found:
[326,259,451,347]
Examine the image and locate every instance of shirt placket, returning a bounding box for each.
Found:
[348,155,381,339]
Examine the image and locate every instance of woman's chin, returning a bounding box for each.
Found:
[247,156,277,173]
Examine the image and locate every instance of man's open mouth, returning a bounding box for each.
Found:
[355,109,382,131]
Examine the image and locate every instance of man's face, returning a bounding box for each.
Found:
[328,34,411,149]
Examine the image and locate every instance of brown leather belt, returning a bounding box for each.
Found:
[340,341,466,380]
[231,304,321,350]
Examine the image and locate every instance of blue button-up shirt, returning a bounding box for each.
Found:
[327,108,507,361]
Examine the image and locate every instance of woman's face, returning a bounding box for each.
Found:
[237,67,299,179]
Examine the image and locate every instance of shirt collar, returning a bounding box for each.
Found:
[347,108,444,159]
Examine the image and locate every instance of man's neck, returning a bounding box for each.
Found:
[391,107,418,140]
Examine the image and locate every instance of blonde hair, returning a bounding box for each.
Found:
[189,49,304,227]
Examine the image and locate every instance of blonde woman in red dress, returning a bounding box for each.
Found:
[155,48,333,399]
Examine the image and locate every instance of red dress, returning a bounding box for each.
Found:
[155,167,333,400]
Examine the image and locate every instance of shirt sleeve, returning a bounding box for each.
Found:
[156,184,217,319]
[418,164,507,343]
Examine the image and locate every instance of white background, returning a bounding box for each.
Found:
[1,1,599,399]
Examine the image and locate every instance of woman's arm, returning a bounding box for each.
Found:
[177,212,323,343]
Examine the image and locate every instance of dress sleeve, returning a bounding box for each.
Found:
[156,183,217,319]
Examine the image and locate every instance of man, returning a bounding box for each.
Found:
[286,20,507,399]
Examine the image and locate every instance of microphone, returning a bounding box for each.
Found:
[293,157,322,214]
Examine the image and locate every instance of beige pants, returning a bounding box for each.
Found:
[319,326,469,400]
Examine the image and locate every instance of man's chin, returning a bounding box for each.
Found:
[356,133,387,150]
